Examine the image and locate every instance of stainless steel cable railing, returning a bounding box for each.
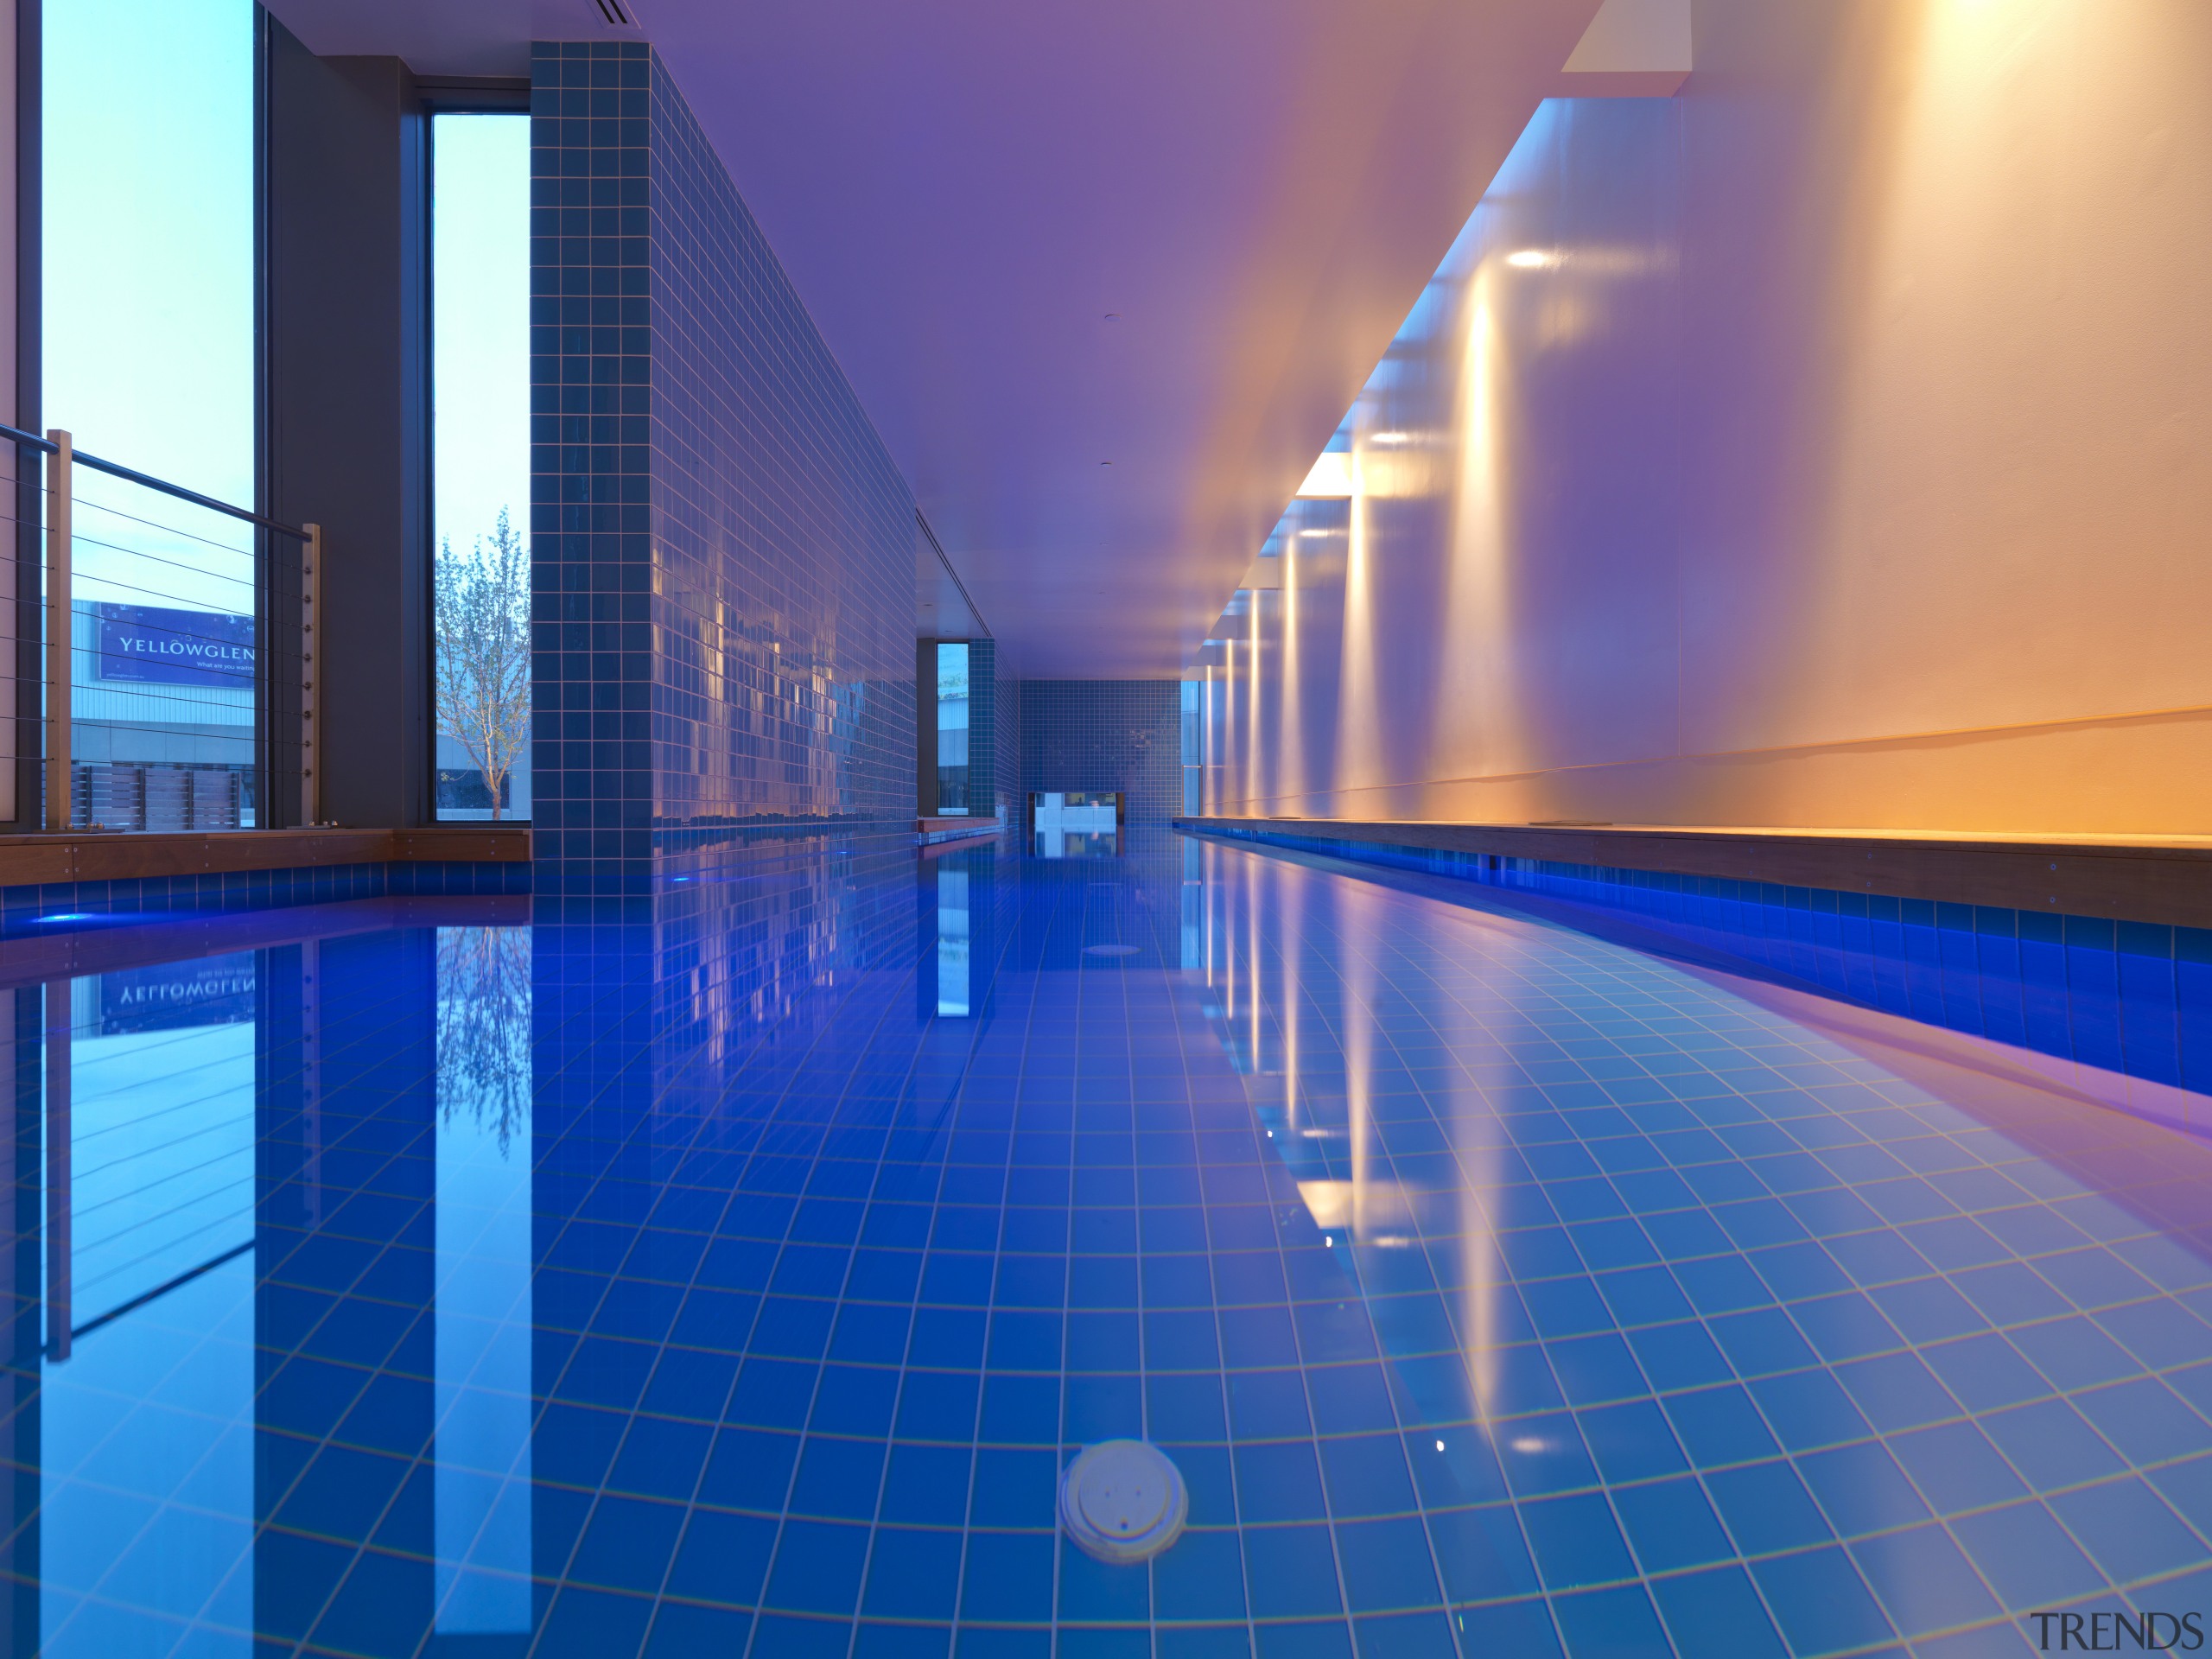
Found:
[0,424,324,832]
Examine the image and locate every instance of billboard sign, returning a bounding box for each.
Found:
[95,603,256,686]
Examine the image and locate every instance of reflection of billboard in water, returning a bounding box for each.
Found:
[99,953,256,1033]
[95,603,255,686]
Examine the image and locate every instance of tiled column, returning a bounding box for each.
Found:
[529,42,915,901]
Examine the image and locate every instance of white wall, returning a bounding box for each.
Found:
[1203,0,2212,836]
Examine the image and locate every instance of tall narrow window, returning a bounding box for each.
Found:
[45,0,257,828]
[936,642,969,815]
[432,115,531,822]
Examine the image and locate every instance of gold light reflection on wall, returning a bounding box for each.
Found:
[1222,636,1236,816]
[1281,538,1303,805]
[1198,664,1212,817]
[1248,585,1262,809]
[1333,450,1383,798]
[1776,0,2146,767]
[1439,277,1516,778]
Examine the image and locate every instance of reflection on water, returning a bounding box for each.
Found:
[434,926,533,1638]
[1034,791,1122,859]
[3,835,2211,1655]
[1033,829,1122,858]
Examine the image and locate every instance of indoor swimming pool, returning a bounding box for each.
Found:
[6,830,2212,1657]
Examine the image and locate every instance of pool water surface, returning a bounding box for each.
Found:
[6,830,2212,1658]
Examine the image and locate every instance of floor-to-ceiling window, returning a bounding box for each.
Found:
[431,115,531,823]
[935,641,969,814]
[44,0,258,828]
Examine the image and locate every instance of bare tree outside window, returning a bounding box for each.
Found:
[435,505,531,820]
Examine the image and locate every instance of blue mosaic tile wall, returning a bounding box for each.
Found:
[963,639,1018,824]
[1020,680,1182,822]
[994,655,1020,826]
[964,639,996,822]
[1189,822,2212,1098]
[530,42,915,895]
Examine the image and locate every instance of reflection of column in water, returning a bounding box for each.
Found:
[1180,834,1204,972]
[1249,855,1262,1075]
[301,943,322,1224]
[1281,862,1302,1135]
[1444,931,1504,1429]
[1204,840,1216,988]
[1343,904,1376,1243]
[1224,850,1237,1036]
[43,982,70,1361]
[2,986,29,1650]
[434,930,533,1636]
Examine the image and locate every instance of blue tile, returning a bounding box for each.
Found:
[763,1520,872,1617]
[861,1526,963,1620]
[2046,1478,2208,1582]
[1950,1502,2109,1606]
[958,1530,1053,1622]
[1243,1525,1344,1619]
[1706,1459,1836,1556]
[1748,1547,1896,1651]
[1649,1566,1788,1658]
[1549,1583,1671,1659]
[666,1508,776,1604]
[1519,1492,1637,1590]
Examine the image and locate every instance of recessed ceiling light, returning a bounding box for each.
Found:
[1295,452,1354,499]
[1371,432,1411,446]
[1505,249,1560,270]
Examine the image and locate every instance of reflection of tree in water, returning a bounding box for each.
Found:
[436,926,531,1154]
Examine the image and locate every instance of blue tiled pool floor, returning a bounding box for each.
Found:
[6,833,2212,1657]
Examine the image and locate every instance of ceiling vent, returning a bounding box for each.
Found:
[593,0,639,28]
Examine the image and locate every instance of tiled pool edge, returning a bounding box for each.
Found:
[1182,819,2212,1101]
[0,858,532,936]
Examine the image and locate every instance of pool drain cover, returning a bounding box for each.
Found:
[1058,1440,1188,1564]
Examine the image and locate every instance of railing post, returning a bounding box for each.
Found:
[43,431,70,834]
[302,522,322,826]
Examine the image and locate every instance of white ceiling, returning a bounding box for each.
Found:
[268,0,1605,676]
